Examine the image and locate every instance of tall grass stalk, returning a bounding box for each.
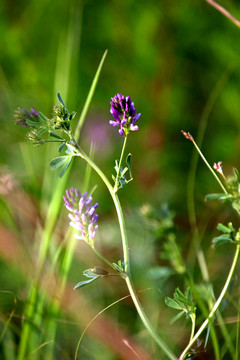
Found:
[17,48,107,360]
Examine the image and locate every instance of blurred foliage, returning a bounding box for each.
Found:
[1,0,240,359]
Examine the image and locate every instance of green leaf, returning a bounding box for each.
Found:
[74,277,100,289]
[38,112,48,122]
[126,153,133,178]
[205,193,232,201]
[170,310,185,325]
[165,297,183,310]
[26,120,42,127]
[204,326,211,349]
[90,266,109,276]
[217,223,232,233]
[185,287,192,303]
[38,128,49,136]
[69,111,77,120]
[50,131,64,140]
[234,168,240,182]
[57,92,69,114]
[58,143,66,153]
[59,157,72,178]
[74,49,108,140]
[65,143,75,154]
[212,236,232,248]
[50,156,68,170]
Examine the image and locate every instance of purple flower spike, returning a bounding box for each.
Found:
[109,94,141,136]
[63,187,99,245]
[14,108,40,127]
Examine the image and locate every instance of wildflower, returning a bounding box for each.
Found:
[63,187,99,245]
[213,161,224,176]
[14,108,40,127]
[109,93,141,136]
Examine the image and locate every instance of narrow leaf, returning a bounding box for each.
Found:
[65,143,75,154]
[205,193,232,201]
[38,128,49,136]
[38,112,48,122]
[74,276,100,289]
[57,92,69,113]
[59,157,72,178]
[58,143,66,153]
[126,153,133,178]
[50,131,64,140]
[74,50,108,140]
[204,326,211,349]
[26,120,41,127]
[165,297,183,310]
[69,111,77,120]
[50,156,68,170]
[217,223,232,233]
[170,310,185,325]
[212,236,232,248]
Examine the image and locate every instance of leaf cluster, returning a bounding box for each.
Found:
[212,222,240,248]
[206,169,240,212]
[165,288,196,325]
[112,153,133,190]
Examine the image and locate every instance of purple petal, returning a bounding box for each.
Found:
[109,120,119,127]
[118,128,125,136]
[130,124,138,131]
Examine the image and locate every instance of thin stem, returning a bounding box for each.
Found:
[69,141,177,360]
[114,135,128,192]
[91,245,125,274]
[236,286,240,360]
[191,139,228,194]
[179,245,240,359]
[43,139,66,143]
[189,315,196,343]
[205,0,240,28]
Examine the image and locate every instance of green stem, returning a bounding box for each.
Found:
[70,142,177,360]
[179,245,240,360]
[191,139,227,194]
[91,245,125,274]
[189,315,196,343]
[114,135,128,193]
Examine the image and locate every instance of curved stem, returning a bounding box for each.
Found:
[125,276,176,360]
[70,142,177,360]
[179,245,240,359]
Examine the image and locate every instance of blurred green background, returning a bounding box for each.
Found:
[1,0,240,359]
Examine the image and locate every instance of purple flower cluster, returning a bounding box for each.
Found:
[14,108,39,127]
[109,94,141,136]
[63,187,98,244]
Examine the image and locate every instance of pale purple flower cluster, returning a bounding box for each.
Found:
[14,108,39,127]
[63,187,98,243]
[109,94,141,136]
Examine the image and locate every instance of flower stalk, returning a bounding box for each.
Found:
[68,138,177,360]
